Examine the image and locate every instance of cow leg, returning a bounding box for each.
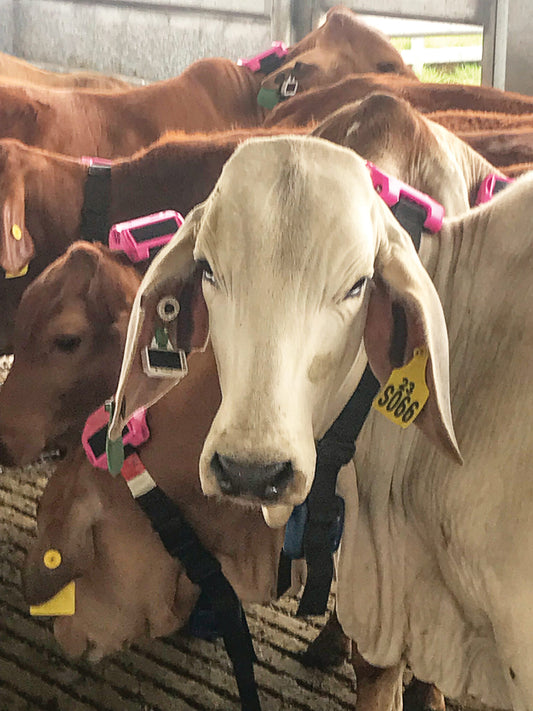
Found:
[299,608,351,669]
[352,646,404,711]
[403,678,446,711]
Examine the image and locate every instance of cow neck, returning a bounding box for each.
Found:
[278,184,434,617]
[83,402,262,711]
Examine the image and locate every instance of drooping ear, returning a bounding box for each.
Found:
[23,459,103,606]
[0,170,34,276]
[364,197,462,463]
[109,203,208,440]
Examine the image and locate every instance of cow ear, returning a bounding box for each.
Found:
[109,203,207,439]
[364,198,462,463]
[23,462,103,606]
[1,171,34,277]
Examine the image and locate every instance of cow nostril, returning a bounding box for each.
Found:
[262,462,293,501]
[211,453,294,501]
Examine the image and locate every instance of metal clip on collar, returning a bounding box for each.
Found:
[280,74,298,98]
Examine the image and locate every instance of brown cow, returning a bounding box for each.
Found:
[427,109,533,133]
[23,344,284,662]
[0,127,308,354]
[0,98,502,460]
[0,57,265,157]
[264,72,533,129]
[0,50,131,90]
[313,93,502,211]
[457,128,533,167]
[260,6,416,105]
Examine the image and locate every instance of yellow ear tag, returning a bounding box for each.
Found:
[30,581,75,616]
[5,264,28,279]
[11,224,22,240]
[43,548,62,570]
[372,347,429,428]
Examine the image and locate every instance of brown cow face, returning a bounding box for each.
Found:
[24,452,196,661]
[0,242,139,466]
[260,7,416,103]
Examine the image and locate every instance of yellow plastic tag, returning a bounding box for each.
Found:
[30,581,75,616]
[5,264,28,279]
[372,347,429,428]
[43,548,62,570]
[11,224,22,240]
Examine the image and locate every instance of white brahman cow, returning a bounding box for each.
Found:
[109,135,532,710]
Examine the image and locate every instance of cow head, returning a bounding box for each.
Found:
[0,242,139,466]
[23,450,195,661]
[109,136,460,527]
[260,6,416,104]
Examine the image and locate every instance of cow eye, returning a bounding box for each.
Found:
[54,335,82,353]
[344,277,366,299]
[198,259,216,286]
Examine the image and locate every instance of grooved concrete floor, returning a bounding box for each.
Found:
[1,462,359,711]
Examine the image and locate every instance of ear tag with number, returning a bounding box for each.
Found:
[372,347,429,428]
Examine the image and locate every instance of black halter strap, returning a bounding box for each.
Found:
[278,196,428,615]
[134,483,261,711]
[80,164,112,244]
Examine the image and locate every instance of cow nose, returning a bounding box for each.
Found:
[212,453,294,501]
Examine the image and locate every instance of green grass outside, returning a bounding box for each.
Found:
[390,34,482,85]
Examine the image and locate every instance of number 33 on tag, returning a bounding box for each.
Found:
[372,347,429,428]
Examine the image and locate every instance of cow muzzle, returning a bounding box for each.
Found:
[211,453,294,502]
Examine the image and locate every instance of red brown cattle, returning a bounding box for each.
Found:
[0,127,308,353]
[264,73,533,128]
[260,5,416,104]
[457,127,533,167]
[0,97,501,460]
[313,93,502,211]
[427,109,533,132]
[23,345,283,662]
[0,50,131,90]
[0,57,265,157]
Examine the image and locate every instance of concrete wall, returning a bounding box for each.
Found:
[506,0,533,94]
[4,0,271,82]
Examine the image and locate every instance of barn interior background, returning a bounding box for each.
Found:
[0,0,530,93]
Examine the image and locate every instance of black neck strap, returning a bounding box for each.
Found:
[278,197,426,616]
[134,483,261,711]
[80,164,112,244]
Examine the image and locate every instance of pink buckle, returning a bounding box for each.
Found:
[80,156,113,168]
[82,405,149,470]
[237,41,288,73]
[108,210,184,263]
[475,174,514,205]
[366,161,444,233]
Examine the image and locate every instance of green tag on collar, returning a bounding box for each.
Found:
[372,347,429,428]
[105,399,124,475]
[257,87,280,109]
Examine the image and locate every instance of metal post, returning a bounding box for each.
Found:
[492,0,509,89]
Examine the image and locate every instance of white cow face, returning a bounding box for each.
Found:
[110,137,460,526]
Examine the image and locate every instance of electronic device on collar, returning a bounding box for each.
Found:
[366,161,444,233]
[475,173,514,205]
[82,404,149,470]
[237,41,288,74]
[108,210,184,263]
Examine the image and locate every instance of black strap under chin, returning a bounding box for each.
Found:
[135,483,261,711]
[80,164,112,244]
[283,197,426,617]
